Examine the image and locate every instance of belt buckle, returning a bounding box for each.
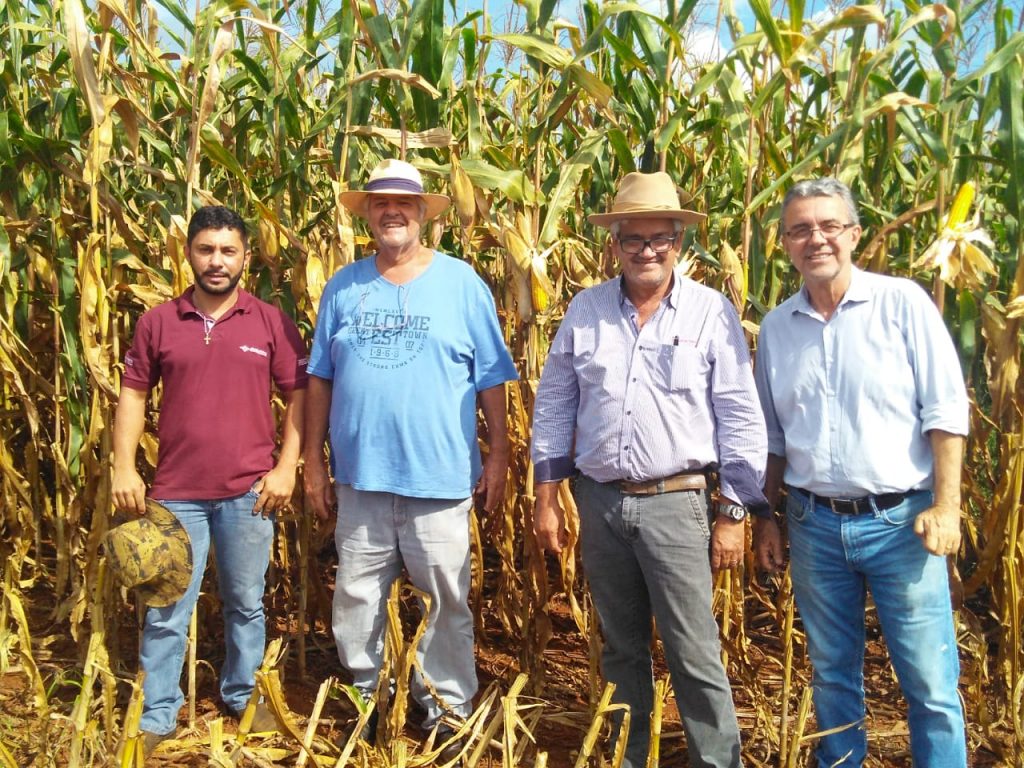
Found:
[830,497,860,515]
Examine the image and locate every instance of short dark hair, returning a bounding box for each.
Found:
[187,206,248,248]
[781,178,860,227]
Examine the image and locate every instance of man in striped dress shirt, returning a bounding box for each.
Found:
[531,171,768,768]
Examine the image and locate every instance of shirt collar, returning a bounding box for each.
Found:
[176,286,252,319]
[793,266,870,315]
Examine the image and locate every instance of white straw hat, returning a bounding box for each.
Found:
[340,159,451,220]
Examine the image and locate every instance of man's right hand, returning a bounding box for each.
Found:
[112,466,147,516]
[303,459,335,521]
[532,483,568,554]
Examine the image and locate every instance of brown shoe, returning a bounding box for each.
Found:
[141,729,175,758]
[233,701,278,734]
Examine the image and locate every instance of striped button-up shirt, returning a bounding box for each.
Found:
[531,270,768,508]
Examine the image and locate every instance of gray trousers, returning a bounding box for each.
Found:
[331,484,476,727]
[574,476,742,768]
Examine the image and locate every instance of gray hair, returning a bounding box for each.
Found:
[781,178,860,227]
[610,219,684,236]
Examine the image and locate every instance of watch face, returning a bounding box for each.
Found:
[721,504,747,520]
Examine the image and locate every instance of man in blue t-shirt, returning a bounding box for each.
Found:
[304,159,518,754]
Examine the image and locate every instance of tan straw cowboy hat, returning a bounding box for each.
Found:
[105,499,193,607]
[588,171,706,228]
[340,159,451,220]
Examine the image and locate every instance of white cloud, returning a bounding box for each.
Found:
[685,24,725,64]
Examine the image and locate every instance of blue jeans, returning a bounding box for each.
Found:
[331,485,476,728]
[787,488,966,767]
[574,476,742,768]
[139,491,274,735]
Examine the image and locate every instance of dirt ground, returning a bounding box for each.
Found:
[0,553,1013,767]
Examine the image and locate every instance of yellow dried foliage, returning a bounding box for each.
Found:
[914,182,996,290]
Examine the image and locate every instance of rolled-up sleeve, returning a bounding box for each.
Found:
[905,288,969,436]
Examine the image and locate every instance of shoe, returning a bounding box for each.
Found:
[337,708,378,748]
[434,722,468,766]
[140,729,175,758]
[233,701,278,734]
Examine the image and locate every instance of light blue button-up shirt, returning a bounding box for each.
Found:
[754,267,968,497]
[531,270,768,508]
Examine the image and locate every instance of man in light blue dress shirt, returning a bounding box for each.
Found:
[532,171,769,768]
[753,178,967,767]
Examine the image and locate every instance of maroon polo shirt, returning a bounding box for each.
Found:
[122,287,308,500]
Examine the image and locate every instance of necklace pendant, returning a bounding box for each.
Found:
[204,333,211,345]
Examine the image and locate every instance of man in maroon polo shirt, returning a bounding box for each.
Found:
[111,205,307,756]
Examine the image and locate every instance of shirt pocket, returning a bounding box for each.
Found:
[572,327,605,386]
[653,344,708,393]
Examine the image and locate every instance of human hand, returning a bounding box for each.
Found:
[112,466,147,516]
[532,490,568,554]
[473,451,509,514]
[914,503,961,556]
[302,459,335,521]
[710,515,745,571]
[752,516,785,573]
[252,462,298,518]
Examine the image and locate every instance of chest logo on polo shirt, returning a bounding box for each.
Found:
[239,345,269,357]
[345,300,430,370]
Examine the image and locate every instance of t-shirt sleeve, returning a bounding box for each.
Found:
[307,278,341,380]
[270,307,309,392]
[467,275,518,391]
[122,311,159,391]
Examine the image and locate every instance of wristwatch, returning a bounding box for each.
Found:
[718,502,748,522]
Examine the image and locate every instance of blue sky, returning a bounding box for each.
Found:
[159,0,1020,75]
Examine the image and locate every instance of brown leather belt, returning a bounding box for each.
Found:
[617,471,708,496]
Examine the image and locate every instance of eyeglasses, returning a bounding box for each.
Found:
[616,234,679,254]
[783,222,856,242]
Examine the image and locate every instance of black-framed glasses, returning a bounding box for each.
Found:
[616,233,679,254]
[783,222,856,242]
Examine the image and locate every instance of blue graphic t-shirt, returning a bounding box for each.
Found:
[307,251,518,498]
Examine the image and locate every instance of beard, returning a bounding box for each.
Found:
[194,268,243,296]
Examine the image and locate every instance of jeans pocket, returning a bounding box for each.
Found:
[879,493,929,526]
[785,492,810,524]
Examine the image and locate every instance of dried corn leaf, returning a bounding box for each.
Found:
[350,68,443,98]
[349,125,455,148]
[63,0,106,122]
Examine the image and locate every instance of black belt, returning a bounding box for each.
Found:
[791,487,918,515]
